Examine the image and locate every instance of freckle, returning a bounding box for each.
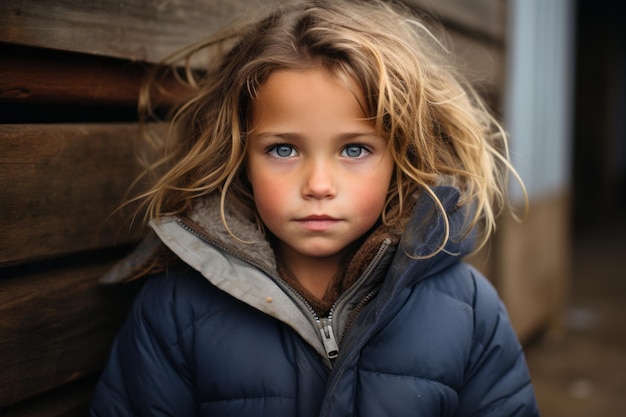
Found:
[266,296,273,303]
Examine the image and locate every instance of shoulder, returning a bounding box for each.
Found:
[419,262,512,341]
[139,264,212,301]
[400,261,522,373]
[372,262,504,359]
[427,264,537,407]
[419,262,501,315]
[131,265,237,336]
[361,263,519,390]
[137,265,207,308]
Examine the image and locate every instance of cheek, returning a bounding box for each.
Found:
[355,187,388,218]
[248,172,286,220]
[349,172,392,219]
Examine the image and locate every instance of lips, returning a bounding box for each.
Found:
[295,215,341,231]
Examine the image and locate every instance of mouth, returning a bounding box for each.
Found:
[295,215,341,231]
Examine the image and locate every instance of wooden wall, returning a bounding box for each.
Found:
[0,0,508,414]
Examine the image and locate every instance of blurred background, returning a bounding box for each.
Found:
[511,0,626,415]
[0,0,624,415]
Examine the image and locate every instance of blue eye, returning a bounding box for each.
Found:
[342,144,369,158]
[269,144,296,158]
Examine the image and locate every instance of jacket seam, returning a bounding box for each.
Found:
[199,395,295,405]
[169,271,238,341]
[357,368,455,391]
[96,378,140,417]
[468,379,533,417]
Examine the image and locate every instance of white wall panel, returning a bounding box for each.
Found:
[505,0,576,201]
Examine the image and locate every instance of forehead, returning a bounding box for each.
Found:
[250,68,368,128]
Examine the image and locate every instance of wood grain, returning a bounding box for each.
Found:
[1,376,96,417]
[407,0,505,42]
[0,44,146,106]
[0,123,158,266]
[0,260,141,409]
[0,0,503,64]
[0,0,283,64]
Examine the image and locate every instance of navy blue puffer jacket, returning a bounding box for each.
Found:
[90,187,539,416]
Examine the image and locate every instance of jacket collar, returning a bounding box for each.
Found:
[393,185,475,285]
[101,186,472,290]
[331,186,475,371]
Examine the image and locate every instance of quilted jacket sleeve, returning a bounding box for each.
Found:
[458,270,540,417]
[89,274,197,417]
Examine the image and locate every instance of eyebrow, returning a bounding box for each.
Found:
[251,131,381,141]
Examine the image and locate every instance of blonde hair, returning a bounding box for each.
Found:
[133,0,525,254]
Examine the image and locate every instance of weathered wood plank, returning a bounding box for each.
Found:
[407,0,505,42]
[0,260,141,408]
[0,43,145,106]
[446,28,504,91]
[0,123,156,266]
[0,0,283,63]
[0,0,503,64]
[1,376,95,417]
[0,25,502,110]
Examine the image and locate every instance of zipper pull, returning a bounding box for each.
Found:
[317,318,339,359]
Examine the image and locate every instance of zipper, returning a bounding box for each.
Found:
[341,287,380,340]
[327,238,391,333]
[174,216,390,361]
[319,238,392,356]
[317,317,339,359]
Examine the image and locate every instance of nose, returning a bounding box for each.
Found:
[301,159,336,200]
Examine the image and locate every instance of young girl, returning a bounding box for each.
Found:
[91,0,539,416]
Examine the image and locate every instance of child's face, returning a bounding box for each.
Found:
[246,68,394,265]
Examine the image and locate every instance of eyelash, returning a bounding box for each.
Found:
[267,144,297,158]
[265,143,373,159]
[341,144,372,158]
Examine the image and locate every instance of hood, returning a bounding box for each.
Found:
[330,186,476,371]
[392,185,475,285]
[98,193,275,285]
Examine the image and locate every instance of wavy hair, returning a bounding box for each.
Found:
[133,0,526,254]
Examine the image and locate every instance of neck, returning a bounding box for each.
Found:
[276,249,344,300]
